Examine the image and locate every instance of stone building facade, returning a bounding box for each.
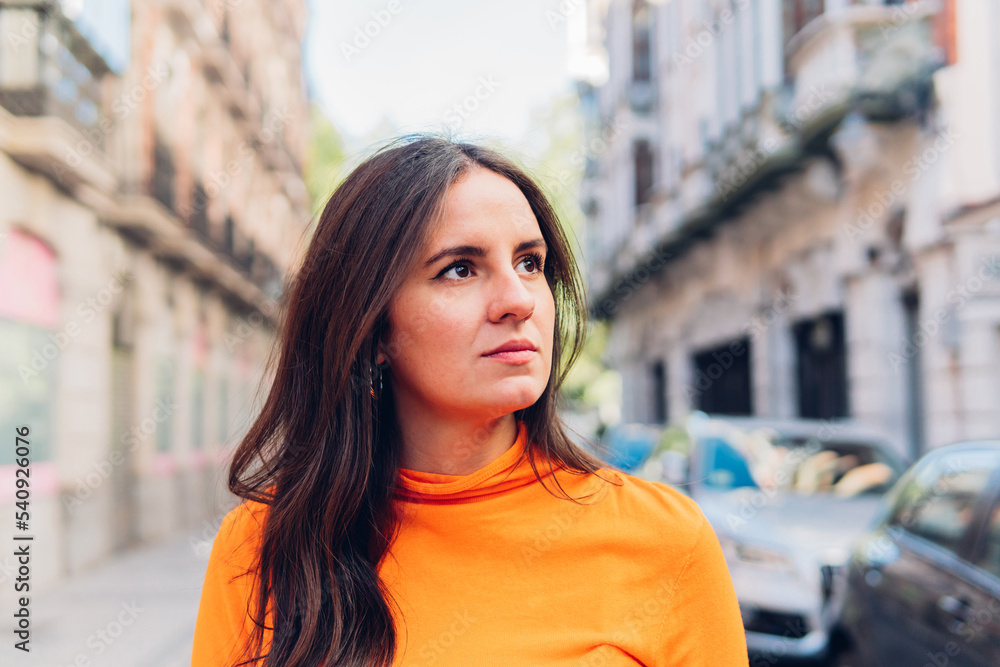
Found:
[580,0,1000,460]
[0,0,309,593]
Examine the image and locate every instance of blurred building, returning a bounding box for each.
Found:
[579,0,1000,459]
[0,0,309,591]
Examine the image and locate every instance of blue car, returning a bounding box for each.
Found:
[597,422,662,472]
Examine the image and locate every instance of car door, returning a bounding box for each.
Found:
[853,448,1000,666]
[954,479,1000,665]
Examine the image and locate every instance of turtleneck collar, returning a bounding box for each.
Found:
[393,420,557,503]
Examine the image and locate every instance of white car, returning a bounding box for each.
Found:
[635,412,909,663]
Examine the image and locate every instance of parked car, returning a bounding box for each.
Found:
[832,440,1000,667]
[634,411,909,663]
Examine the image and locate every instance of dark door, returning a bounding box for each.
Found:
[691,337,752,416]
[793,311,848,419]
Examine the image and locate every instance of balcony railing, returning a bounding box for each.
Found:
[0,3,111,147]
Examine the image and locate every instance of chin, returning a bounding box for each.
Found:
[490,381,546,412]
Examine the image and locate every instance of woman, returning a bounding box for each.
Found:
[191,135,748,667]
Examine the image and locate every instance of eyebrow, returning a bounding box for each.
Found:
[422,238,548,269]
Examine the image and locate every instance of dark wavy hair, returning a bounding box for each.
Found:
[226,134,612,666]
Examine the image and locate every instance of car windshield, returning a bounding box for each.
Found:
[698,429,904,497]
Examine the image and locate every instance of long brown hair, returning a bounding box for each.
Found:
[227,134,613,666]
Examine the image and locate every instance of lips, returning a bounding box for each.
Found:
[483,339,537,356]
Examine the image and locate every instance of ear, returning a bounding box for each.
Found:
[375,340,390,366]
[373,316,391,366]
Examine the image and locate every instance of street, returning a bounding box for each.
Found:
[2,529,208,666]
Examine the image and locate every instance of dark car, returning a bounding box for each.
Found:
[832,441,1000,667]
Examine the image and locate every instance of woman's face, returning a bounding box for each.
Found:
[382,166,555,423]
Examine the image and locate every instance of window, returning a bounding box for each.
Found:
[631,0,652,83]
[651,360,667,423]
[890,449,1000,555]
[224,215,235,255]
[976,500,1000,580]
[151,136,176,213]
[634,140,654,208]
[189,182,209,239]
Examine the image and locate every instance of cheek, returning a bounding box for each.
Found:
[389,298,475,367]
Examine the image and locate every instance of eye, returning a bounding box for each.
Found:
[436,260,473,280]
[519,252,545,274]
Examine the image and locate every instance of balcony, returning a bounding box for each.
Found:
[704,2,943,212]
[0,3,110,142]
[782,0,943,131]
[0,2,117,192]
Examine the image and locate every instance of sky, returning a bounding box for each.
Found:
[304,0,590,158]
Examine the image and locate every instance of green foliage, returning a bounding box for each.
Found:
[304,104,346,219]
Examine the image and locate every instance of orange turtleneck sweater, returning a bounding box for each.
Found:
[191,421,748,666]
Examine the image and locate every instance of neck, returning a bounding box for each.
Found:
[395,409,519,476]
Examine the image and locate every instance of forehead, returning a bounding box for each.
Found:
[433,167,539,237]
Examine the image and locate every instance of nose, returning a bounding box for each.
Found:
[487,265,535,323]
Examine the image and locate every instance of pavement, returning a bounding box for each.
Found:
[2,528,213,667]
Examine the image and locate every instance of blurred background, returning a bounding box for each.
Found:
[0,0,997,665]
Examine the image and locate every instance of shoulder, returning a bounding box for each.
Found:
[194,493,276,665]
[211,493,273,575]
[596,467,709,537]
[582,467,717,578]
[221,494,271,533]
